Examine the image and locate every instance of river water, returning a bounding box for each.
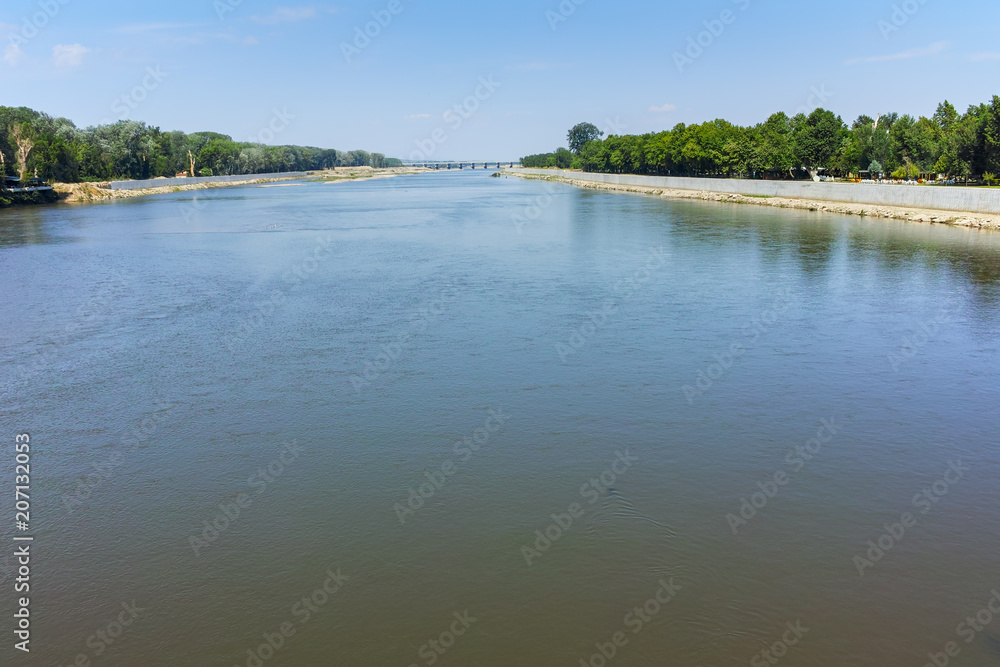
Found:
[1,171,999,666]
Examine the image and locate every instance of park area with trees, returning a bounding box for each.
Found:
[524,96,1000,185]
[0,106,400,184]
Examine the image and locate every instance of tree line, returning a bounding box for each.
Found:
[524,97,1000,183]
[0,106,402,183]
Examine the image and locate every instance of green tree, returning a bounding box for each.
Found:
[754,113,797,176]
[981,95,1000,174]
[793,109,847,180]
[889,115,938,176]
[198,138,241,175]
[578,140,609,172]
[567,123,604,154]
[933,101,958,133]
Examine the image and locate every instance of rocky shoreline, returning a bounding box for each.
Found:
[505,171,1000,231]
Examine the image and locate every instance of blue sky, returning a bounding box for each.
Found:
[2,0,998,160]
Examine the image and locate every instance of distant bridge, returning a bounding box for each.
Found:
[401,161,521,170]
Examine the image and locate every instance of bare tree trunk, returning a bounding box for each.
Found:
[10,125,34,181]
[188,150,196,178]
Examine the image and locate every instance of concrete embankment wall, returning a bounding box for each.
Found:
[108,172,307,191]
[509,169,1000,215]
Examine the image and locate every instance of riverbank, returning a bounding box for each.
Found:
[309,165,430,184]
[53,174,305,204]
[50,167,430,204]
[505,170,1000,230]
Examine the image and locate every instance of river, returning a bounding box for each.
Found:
[1,171,999,666]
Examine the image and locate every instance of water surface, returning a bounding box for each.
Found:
[2,171,999,666]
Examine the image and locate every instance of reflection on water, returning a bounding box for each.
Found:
[1,172,999,667]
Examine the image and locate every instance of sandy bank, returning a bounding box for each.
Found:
[53,167,430,204]
[309,166,430,184]
[54,174,307,204]
[505,171,1000,231]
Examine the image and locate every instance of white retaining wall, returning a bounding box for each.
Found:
[509,169,1000,214]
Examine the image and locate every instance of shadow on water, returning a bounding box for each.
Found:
[847,221,1000,321]
[0,206,58,247]
[643,197,1000,318]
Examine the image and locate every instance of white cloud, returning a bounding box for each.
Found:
[971,52,1000,62]
[252,6,318,24]
[53,43,90,67]
[649,103,677,113]
[847,41,947,65]
[3,43,25,66]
